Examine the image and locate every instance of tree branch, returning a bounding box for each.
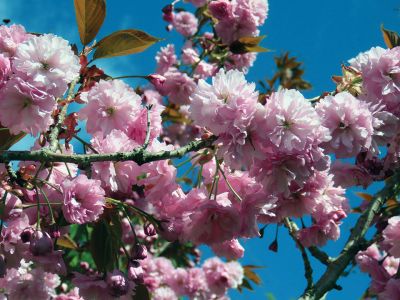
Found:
[0,136,217,166]
[284,218,314,291]
[299,170,400,300]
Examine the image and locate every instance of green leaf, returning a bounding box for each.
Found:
[0,127,25,150]
[381,25,400,49]
[93,29,160,59]
[229,36,269,54]
[241,278,254,291]
[74,0,106,45]
[90,215,122,272]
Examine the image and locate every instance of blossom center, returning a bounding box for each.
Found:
[105,107,116,116]
[41,62,50,70]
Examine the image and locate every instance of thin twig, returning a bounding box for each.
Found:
[142,105,153,150]
[284,218,314,291]
[215,158,242,202]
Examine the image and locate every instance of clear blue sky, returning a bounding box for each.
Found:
[3,0,399,299]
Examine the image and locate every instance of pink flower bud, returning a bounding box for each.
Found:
[147,74,166,89]
[144,223,157,237]
[29,231,53,256]
[132,244,148,260]
[128,260,144,283]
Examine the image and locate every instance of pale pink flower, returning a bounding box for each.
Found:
[225,52,257,74]
[211,239,245,260]
[182,41,199,65]
[362,47,400,99]
[0,53,10,88]
[183,189,240,245]
[155,44,177,75]
[152,286,178,300]
[0,24,31,56]
[79,79,142,137]
[190,68,259,168]
[61,174,105,224]
[382,216,400,258]
[202,257,243,296]
[172,11,198,37]
[0,78,56,135]
[158,70,197,105]
[126,104,164,145]
[349,46,386,71]
[13,34,80,97]
[316,92,374,158]
[331,160,373,188]
[212,0,267,44]
[1,212,30,254]
[5,268,59,300]
[194,61,218,79]
[260,89,329,153]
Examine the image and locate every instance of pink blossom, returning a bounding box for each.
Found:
[250,146,330,196]
[225,52,257,73]
[209,0,234,21]
[362,47,400,102]
[158,70,197,105]
[0,24,31,56]
[152,286,178,300]
[182,189,240,245]
[0,78,56,135]
[155,44,177,75]
[182,41,199,65]
[190,68,259,168]
[126,104,164,145]
[211,239,245,260]
[13,34,80,97]
[79,79,142,137]
[259,89,329,153]
[61,174,105,224]
[331,160,373,188]
[0,53,10,88]
[4,267,59,300]
[194,61,218,79]
[349,46,386,71]
[378,278,400,300]
[212,0,267,44]
[202,257,243,296]
[172,11,198,37]
[382,216,400,258]
[316,92,374,158]
[1,212,30,254]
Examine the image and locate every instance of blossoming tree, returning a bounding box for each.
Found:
[0,0,399,299]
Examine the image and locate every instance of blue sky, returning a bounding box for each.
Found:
[3,0,400,299]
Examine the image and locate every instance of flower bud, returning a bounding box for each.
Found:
[132,244,148,260]
[107,270,130,297]
[144,223,157,237]
[128,260,144,283]
[20,227,35,243]
[29,231,53,256]
[147,74,166,89]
